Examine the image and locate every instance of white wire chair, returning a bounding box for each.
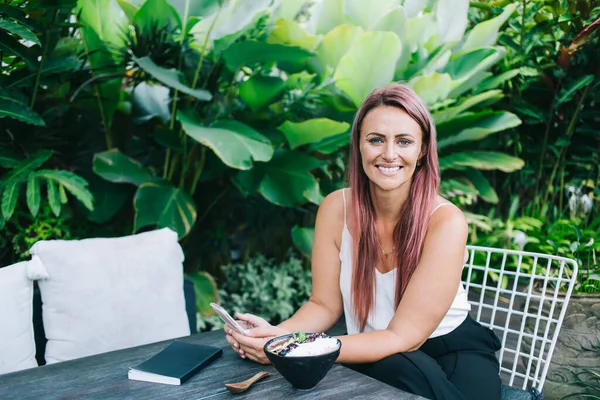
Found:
[462,245,578,392]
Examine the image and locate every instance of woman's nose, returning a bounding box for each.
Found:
[383,142,396,160]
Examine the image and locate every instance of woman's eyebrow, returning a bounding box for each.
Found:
[366,132,415,138]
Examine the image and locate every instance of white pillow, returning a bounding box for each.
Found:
[0,262,38,374]
[28,228,190,364]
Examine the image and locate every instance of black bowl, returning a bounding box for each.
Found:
[263,333,341,390]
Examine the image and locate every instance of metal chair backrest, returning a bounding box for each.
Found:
[462,245,578,391]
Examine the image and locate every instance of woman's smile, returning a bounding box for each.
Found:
[376,164,402,175]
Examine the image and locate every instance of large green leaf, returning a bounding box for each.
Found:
[444,48,496,81]
[34,170,94,211]
[405,44,452,79]
[190,0,271,51]
[239,75,286,110]
[440,178,479,197]
[403,0,436,18]
[432,90,503,124]
[374,7,410,75]
[131,82,170,124]
[116,0,138,22]
[0,17,40,46]
[309,0,345,34]
[134,0,181,36]
[134,180,197,238]
[221,41,314,72]
[77,0,126,48]
[334,31,401,107]
[408,71,452,105]
[476,69,520,93]
[448,47,506,98]
[345,0,398,29]
[308,132,351,155]
[278,118,350,149]
[439,151,525,173]
[460,3,517,53]
[462,170,498,204]
[437,112,522,149]
[274,0,306,20]
[406,13,437,53]
[0,94,45,126]
[291,225,315,259]
[435,0,468,43]
[178,112,273,170]
[257,149,325,207]
[93,149,154,186]
[84,176,130,224]
[232,168,265,197]
[169,0,221,19]
[132,55,212,101]
[26,174,40,217]
[316,24,364,75]
[268,19,320,51]
[185,271,218,316]
[77,0,126,127]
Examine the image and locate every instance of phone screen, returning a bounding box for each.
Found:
[210,302,246,334]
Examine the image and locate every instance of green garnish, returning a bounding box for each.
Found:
[292,331,307,342]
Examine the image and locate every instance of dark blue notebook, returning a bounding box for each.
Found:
[128,341,223,385]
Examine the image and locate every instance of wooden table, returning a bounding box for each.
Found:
[0,330,423,399]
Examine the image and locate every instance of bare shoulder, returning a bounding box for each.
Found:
[315,188,347,249]
[428,195,467,234]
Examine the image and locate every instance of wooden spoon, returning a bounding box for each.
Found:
[225,371,272,394]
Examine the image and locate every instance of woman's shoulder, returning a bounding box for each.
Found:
[319,188,347,219]
[428,195,467,230]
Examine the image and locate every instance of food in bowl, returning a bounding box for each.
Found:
[263,332,342,390]
[267,332,340,357]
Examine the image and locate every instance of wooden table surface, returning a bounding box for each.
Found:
[0,330,423,400]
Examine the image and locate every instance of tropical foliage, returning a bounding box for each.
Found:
[467,0,600,293]
[2,0,599,314]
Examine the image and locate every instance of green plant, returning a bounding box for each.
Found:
[471,0,600,220]
[471,207,600,293]
[0,1,97,232]
[7,204,78,262]
[75,0,528,248]
[201,250,312,331]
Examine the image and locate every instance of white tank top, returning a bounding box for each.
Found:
[338,189,471,338]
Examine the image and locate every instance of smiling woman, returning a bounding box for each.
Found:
[223,83,502,400]
[360,106,423,194]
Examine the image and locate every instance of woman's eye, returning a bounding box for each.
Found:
[398,139,410,145]
[369,138,383,144]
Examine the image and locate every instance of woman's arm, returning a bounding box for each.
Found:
[336,205,468,364]
[226,190,346,363]
[277,191,345,333]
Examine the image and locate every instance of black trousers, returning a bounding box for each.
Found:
[344,315,502,400]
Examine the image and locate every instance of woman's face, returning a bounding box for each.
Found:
[359,105,423,193]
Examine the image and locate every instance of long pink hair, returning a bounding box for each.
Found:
[348,83,440,331]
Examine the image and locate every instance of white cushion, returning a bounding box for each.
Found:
[28,228,190,364]
[0,262,37,374]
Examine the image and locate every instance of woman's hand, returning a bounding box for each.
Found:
[224,313,289,364]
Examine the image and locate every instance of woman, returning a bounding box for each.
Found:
[225,83,502,400]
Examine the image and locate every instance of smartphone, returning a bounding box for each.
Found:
[210,302,246,335]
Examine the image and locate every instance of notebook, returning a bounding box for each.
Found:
[128,341,223,385]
